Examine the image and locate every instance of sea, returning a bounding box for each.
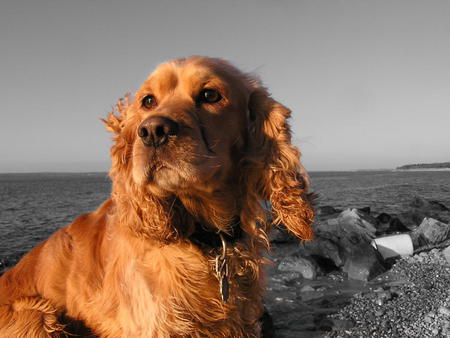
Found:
[1,170,450,270]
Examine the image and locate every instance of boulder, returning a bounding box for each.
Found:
[397,211,428,229]
[299,209,382,277]
[410,196,450,212]
[375,213,392,234]
[317,205,342,217]
[358,207,371,215]
[399,196,450,227]
[376,212,410,234]
[413,218,450,245]
[278,256,317,280]
[316,208,377,244]
[342,242,386,281]
[269,226,297,244]
[300,238,343,268]
[387,217,410,233]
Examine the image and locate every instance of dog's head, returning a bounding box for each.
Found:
[104,57,314,242]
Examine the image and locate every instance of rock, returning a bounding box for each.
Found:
[316,318,334,331]
[269,226,297,244]
[410,196,450,212]
[313,209,377,247]
[317,205,341,217]
[413,218,450,245]
[376,291,393,301]
[399,196,450,226]
[377,213,392,224]
[299,208,381,275]
[372,233,414,259]
[299,238,343,268]
[375,213,410,235]
[387,217,410,233]
[358,207,371,215]
[376,213,392,234]
[438,306,450,317]
[443,246,450,265]
[278,256,317,279]
[300,285,315,292]
[397,211,428,228]
[375,309,384,316]
[335,209,378,238]
[343,242,386,281]
[424,315,433,323]
[375,298,384,306]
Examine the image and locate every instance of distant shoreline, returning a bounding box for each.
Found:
[396,162,450,170]
[394,168,450,172]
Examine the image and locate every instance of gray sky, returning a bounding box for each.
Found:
[1,0,449,172]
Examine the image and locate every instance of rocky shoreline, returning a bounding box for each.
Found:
[265,196,450,337]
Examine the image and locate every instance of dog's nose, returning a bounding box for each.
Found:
[138,116,179,147]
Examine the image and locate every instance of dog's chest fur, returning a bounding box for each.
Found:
[76,239,262,337]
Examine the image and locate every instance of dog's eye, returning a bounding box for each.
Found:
[142,95,157,109]
[198,89,222,104]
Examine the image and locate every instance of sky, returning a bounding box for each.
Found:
[1,0,449,172]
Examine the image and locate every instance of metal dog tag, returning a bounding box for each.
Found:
[220,274,229,302]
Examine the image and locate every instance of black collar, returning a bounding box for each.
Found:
[189,217,243,251]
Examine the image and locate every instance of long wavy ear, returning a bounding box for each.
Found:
[244,86,315,241]
[101,95,133,177]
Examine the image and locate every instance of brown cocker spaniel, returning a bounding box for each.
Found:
[0,57,314,337]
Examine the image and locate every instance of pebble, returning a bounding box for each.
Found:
[375,309,384,317]
[375,298,384,306]
[439,306,450,317]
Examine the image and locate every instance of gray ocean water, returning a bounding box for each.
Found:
[1,171,449,268]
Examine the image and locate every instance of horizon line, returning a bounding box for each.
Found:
[0,169,395,175]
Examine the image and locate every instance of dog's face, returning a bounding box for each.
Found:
[105,56,314,241]
[126,57,251,196]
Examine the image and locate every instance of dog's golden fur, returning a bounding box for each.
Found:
[0,57,314,337]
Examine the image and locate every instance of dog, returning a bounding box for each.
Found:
[0,56,314,337]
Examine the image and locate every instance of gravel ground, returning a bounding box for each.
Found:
[326,248,450,337]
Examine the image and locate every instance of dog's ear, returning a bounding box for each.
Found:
[102,95,130,135]
[245,87,314,241]
[101,95,133,175]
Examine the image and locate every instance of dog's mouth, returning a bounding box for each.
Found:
[144,156,171,178]
[132,123,226,194]
[141,155,190,193]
